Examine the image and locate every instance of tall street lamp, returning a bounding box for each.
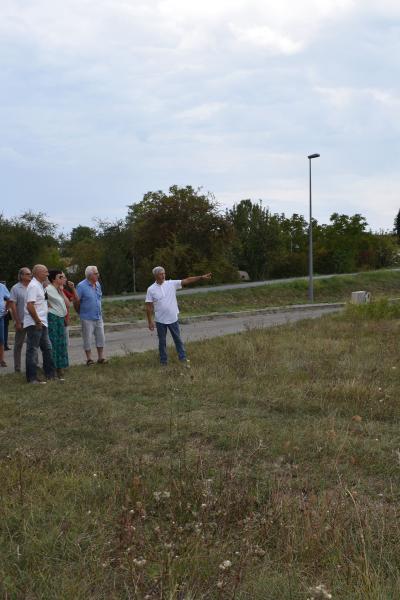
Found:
[307,153,320,302]
[132,255,137,294]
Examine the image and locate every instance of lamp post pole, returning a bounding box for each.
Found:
[307,153,320,303]
[132,255,137,294]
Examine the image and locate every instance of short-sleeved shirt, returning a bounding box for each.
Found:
[145,280,182,324]
[76,279,102,321]
[9,282,28,323]
[23,278,48,327]
[46,284,67,318]
[0,283,10,318]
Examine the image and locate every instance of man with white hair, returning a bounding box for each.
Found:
[145,266,211,366]
[24,264,55,384]
[74,265,107,365]
[9,267,33,372]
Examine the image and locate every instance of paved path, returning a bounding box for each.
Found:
[104,268,400,302]
[0,304,341,375]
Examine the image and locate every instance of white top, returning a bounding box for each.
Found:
[23,277,48,327]
[145,279,182,324]
[47,284,67,318]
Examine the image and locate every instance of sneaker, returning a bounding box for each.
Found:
[29,380,47,385]
[180,359,191,368]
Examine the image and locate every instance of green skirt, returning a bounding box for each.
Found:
[48,313,69,369]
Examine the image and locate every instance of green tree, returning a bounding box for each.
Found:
[394,209,400,241]
[228,200,288,279]
[95,220,135,294]
[127,185,238,288]
[0,212,61,285]
[314,213,368,273]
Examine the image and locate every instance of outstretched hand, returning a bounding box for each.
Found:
[202,273,212,280]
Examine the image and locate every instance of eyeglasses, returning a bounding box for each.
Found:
[57,275,66,279]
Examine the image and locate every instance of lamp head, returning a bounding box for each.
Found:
[308,153,320,159]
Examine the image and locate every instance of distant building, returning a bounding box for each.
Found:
[238,270,250,281]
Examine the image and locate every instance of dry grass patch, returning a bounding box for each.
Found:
[1,308,400,598]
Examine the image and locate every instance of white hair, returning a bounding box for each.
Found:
[152,266,165,277]
[85,265,98,278]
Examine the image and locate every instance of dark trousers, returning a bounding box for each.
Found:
[156,321,186,365]
[25,325,55,382]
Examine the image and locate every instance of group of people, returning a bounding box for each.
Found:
[0,265,107,384]
[0,264,211,383]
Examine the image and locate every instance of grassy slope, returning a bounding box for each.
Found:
[95,269,400,325]
[1,305,400,598]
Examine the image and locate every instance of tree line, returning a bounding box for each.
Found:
[1,186,398,293]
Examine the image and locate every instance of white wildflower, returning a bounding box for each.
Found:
[307,583,332,599]
[133,558,147,567]
[219,560,232,570]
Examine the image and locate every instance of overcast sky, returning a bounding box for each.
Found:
[1,0,399,232]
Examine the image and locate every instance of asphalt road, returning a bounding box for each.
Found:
[1,304,341,375]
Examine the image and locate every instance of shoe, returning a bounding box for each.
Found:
[180,359,191,368]
[97,358,108,364]
[86,359,95,366]
[0,360,7,367]
[29,380,47,385]
[4,345,11,351]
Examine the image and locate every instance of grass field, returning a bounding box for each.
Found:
[1,303,400,598]
[92,269,400,325]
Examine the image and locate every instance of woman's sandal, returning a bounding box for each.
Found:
[97,358,108,364]
[0,360,7,368]
[86,359,95,366]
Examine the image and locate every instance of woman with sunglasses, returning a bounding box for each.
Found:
[47,270,69,380]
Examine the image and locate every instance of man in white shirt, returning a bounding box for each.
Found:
[145,266,211,366]
[24,264,55,384]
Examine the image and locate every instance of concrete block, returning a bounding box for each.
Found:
[351,291,371,304]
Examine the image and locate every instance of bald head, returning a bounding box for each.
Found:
[32,264,49,283]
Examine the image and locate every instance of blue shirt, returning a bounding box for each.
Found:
[76,279,102,321]
[0,283,10,318]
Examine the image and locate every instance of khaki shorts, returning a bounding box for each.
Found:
[81,319,105,351]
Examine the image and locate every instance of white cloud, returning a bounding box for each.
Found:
[0,146,23,161]
[229,24,302,54]
[176,102,226,122]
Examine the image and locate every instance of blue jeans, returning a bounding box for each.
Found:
[156,321,186,365]
[25,325,55,382]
